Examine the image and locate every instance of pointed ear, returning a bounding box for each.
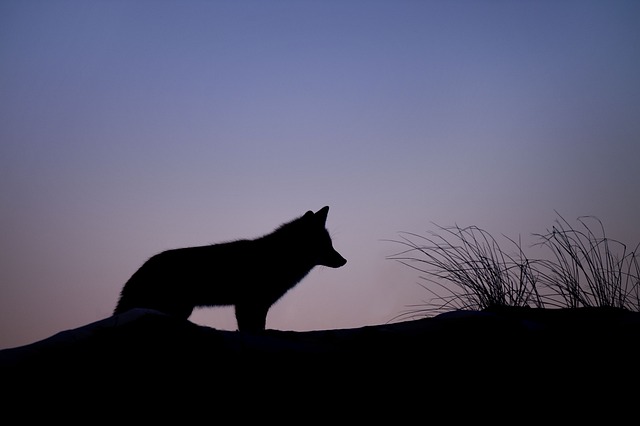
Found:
[315,206,329,224]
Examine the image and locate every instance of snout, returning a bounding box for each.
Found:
[321,249,347,268]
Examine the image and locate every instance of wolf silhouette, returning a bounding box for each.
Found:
[113,206,346,332]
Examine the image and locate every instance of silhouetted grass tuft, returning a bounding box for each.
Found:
[387,213,640,321]
[534,213,640,311]
[386,224,543,321]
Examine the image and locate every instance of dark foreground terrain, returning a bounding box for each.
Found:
[2,306,639,417]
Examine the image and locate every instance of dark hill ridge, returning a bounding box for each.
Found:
[3,306,640,372]
[3,307,640,415]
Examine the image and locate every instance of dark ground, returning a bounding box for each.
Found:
[2,306,639,418]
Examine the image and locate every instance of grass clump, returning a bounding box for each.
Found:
[387,212,640,320]
[534,214,640,311]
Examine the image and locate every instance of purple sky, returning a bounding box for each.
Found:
[2,0,640,349]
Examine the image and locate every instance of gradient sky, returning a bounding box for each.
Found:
[2,0,639,349]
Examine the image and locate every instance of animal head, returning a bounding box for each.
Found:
[301,206,347,268]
